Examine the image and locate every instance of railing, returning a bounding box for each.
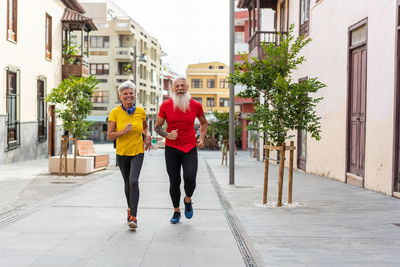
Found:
[248,31,287,59]
[115,47,134,59]
[62,55,89,78]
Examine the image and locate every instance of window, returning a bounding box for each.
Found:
[45,14,52,60]
[90,36,109,48]
[299,0,310,36]
[206,98,215,107]
[6,70,20,149]
[90,64,109,75]
[218,66,224,69]
[209,66,215,69]
[91,91,109,103]
[207,79,215,88]
[7,0,17,42]
[37,79,46,142]
[193,97,202,104]
[191,79,203,88]
[219,79,228,88]
[219,98,229,107]
[235,32,244,43]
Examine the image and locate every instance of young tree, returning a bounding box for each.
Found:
[229,25,326,146]
[46,75,99,138]
[46,75,99,176]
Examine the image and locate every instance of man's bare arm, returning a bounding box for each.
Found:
[154,116,168,138]
[196,114,208,148]
[155,116,178,140]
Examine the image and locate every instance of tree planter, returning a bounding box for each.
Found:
[263,141,295,207]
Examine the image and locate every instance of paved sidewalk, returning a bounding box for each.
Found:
[2,144,400,266]
[205,150,400,266]
[0,145,245,267]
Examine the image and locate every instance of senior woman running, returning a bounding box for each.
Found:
[107,80,151,229]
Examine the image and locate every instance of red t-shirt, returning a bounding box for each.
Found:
[158,98,204,153]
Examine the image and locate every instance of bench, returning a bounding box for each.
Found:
[76,140,109,169]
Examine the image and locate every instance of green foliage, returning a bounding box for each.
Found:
[229,24,326,145]
[63,40,79,65]
[207,111,241,141]
[46,75,99,138]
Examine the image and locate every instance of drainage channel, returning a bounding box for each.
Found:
[205,159,260,267]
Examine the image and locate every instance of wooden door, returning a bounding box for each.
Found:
[297,129,306,171]
[348,47,367,178]
[48,105,55,156]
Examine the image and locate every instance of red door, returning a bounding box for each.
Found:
[348,47,367,178]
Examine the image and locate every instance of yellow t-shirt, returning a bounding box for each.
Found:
[109,105,146,156]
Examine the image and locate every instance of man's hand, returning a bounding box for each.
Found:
[167,129,178,140]
[144,135,152,151]
[196,138,204,149]
[124,123,132,134]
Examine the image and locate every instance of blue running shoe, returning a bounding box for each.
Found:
[170,211,181,224]
[184,199,193,219]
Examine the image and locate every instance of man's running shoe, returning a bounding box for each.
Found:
[184,198,193,219]
[170,211,181,224]
[128,216,138,229]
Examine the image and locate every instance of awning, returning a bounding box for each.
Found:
[85,116,107,122]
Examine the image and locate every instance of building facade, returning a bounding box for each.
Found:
[238,0,400,197]
[186,62,230,114]
[0,0,95,164]
[80,1,164,141]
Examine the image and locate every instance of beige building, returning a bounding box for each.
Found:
[79,1,164,141]
[0,0,95,164]
[238,0,400,197]
[186,62,230,113]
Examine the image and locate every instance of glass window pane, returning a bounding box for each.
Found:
[351,24,367,46]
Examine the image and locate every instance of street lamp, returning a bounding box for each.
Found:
[133,45,147,103]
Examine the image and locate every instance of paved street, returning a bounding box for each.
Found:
[1,144,400,266]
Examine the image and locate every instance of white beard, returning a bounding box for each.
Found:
[172,91,191,112]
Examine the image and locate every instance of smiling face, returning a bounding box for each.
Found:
[119,88,135,107]
[172,78,188,95]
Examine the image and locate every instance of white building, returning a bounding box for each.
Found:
[79,1,164,141]
[238,0,400,197]
[0,0,96,164]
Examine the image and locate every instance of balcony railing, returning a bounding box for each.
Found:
[115,47,134,60]
[248,31,286,59]
[62,55,89,79]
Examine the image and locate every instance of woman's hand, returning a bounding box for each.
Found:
[123,123,132,134]
[144,135,152,151]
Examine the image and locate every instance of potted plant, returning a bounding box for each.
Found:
[46,75,99,176]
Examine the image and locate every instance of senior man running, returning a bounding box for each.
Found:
[155,77,208,223]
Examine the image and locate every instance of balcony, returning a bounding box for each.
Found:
[248,31,286,59]
[115,47,134,60]
[62,55,89,79]
[115,21,132,33]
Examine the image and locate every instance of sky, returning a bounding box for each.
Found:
[80,0,230,75]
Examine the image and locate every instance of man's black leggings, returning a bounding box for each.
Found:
[165,146,198,208]
[116,153,144,217]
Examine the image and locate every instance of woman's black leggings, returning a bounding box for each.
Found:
[165,146,198,208]
[116,153,144,217]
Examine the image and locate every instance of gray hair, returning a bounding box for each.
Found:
[118,80,136,94]
[173,77,187,83]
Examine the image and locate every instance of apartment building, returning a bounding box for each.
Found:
[186,62,230,114]
[0,0,96,164]
[238,0,400,197]
[79,1,163,141]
